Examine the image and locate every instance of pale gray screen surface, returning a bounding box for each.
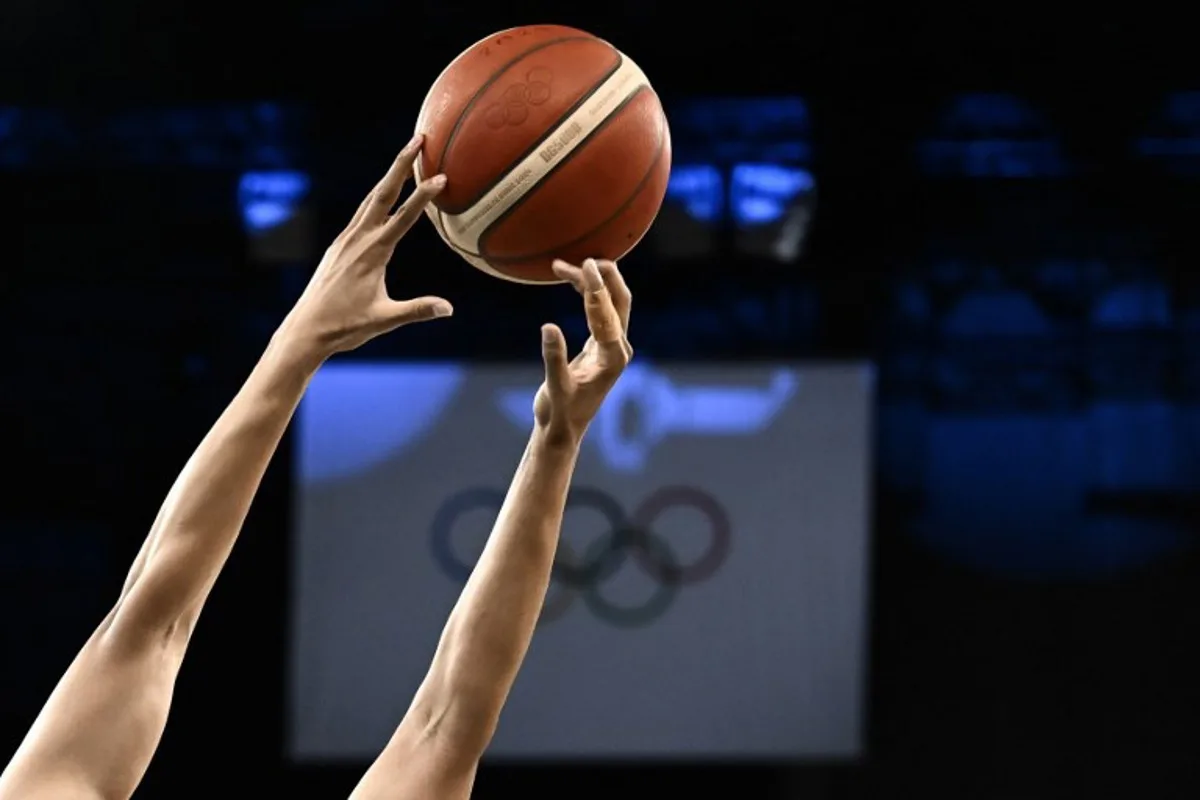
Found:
[289,362,872,760]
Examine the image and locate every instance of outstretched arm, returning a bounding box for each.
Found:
[0,138,451,800]
[351,260,633,800]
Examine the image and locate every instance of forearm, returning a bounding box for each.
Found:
[110,329,322,639]
[417,428,580,738]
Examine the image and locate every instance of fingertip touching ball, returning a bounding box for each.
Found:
[414,25,671,284]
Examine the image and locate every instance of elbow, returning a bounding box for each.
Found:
[102,593,194,657]
[102,554,202,654]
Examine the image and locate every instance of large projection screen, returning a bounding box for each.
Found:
[289,361,873,760]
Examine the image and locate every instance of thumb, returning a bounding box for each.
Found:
[540,323,570,392]
[379,296,454,329]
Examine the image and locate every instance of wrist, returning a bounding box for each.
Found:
[267,321,330,376]
[530,423,584,457]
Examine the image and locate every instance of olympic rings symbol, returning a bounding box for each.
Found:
[430,486,732,628]
[483,67,554,129]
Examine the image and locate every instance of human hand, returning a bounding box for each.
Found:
[278,135,453,359]
[534,259,633,447]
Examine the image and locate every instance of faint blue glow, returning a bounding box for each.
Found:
[0,104,300,169]
[942,290,1052,336]
[1092,284,1172,329]
[1135,92,1200,174]
[238,170,310,233]
[919,139,1067,177]
[911,415,1186,579]
[668,97,812,168]
[1089,401,1180,486]
[1137,138,1200,156]
[0,107,17,136]
[672,97,809,137]
[1164,92,1200,124]
[297,363,465,483]
[940,93,1046,133]
[495,363,800,472]
[894,282,933,325]
[921,93,1067,177]
[730,163,814,225]
[665,164,723,222]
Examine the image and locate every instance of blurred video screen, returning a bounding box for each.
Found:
[655,97,815,263]
[288,361,872,761]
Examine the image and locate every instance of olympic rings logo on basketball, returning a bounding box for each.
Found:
[430,486,732,628]
[483,67,554,129]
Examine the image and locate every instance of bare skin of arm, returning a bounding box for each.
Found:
[350,259,634,800]
[0,137,452,800]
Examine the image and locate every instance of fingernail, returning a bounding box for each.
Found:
[582,259,603,291]
[431,301,453,318]
[428,174,447,189]
[403,134,422,153]
[542,325,556,343]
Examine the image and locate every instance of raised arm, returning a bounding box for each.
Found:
[351,259,633,800]
[0,138,452,800]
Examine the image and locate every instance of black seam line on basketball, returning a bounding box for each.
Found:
[434,36,620,214]
[439,84,649,260]
[441,55,624,216]
[477,86,660,264]
[433,220,562,283]
[487,124,666,265]
[433,51,623,242]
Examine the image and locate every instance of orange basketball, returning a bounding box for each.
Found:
[414,25,671,284]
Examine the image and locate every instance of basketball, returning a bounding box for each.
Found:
[414,25,671,284]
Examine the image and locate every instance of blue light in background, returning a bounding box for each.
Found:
[297,363,466,483]
[668,97,812,169]
[665,164,724,222]
[656,97,813,238]
[238,170,310,233]
[730,163,814,225]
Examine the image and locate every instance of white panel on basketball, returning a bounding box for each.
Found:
[415,52,650,282]
[423,199,513,282]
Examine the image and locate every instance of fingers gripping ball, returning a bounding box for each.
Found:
[414,25,672,284]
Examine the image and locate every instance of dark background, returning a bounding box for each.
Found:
[2,2,1199,798]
